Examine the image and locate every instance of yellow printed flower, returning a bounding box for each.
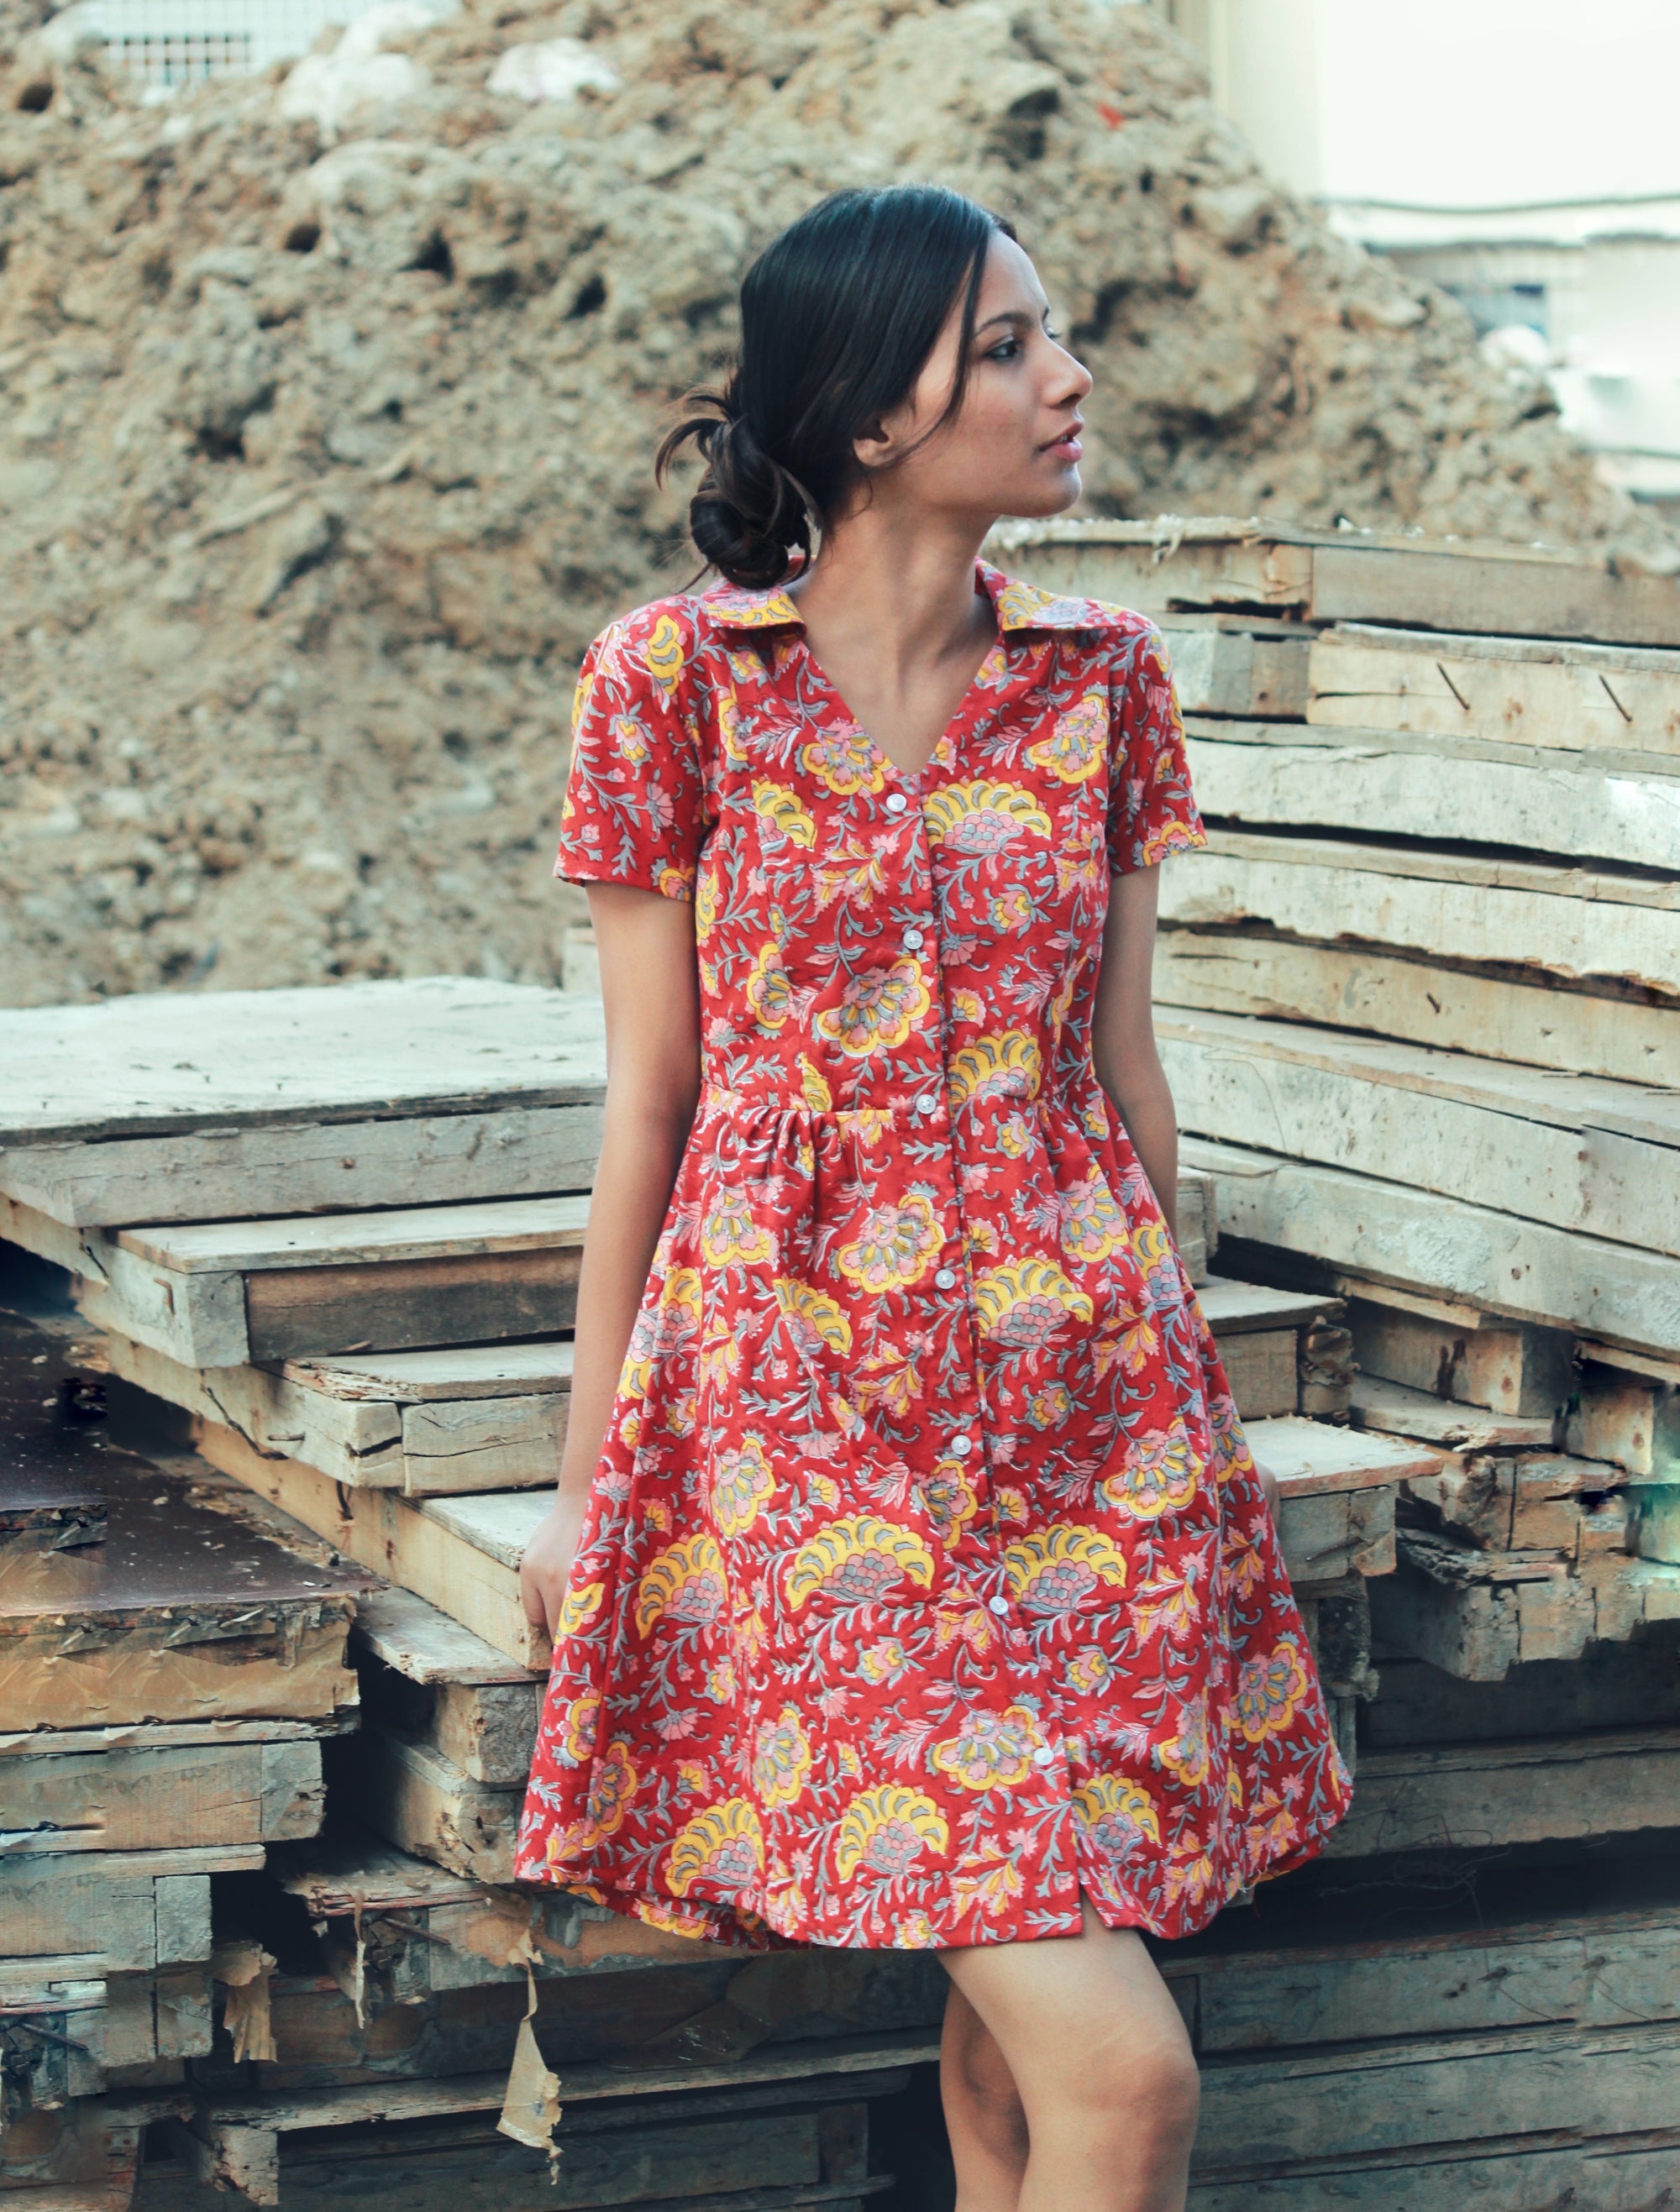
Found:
[921,779,1053,856]
[696,1324,740,1395]
[1142,818,1205,867]
[949,987,986,1025]
[700,1187,775,1266]
[660,1265,703,1327]
[1058,1169,1128,1262]
[709,1434,777,1538]
[665,1798,764,1897]
[558,1692,600,1765]
[951,1851,1025,1918]
[858,1638,909,1685]
[973,1255,1094,1349]
[717,686,747,765]
[745,941,790,1030]
[1066,1647,1114,1696]
[1232,1639,1310,1744]
[947,1030,1042,1108]
[774,1276,853,1362]
[556,1580,605,1636]
[801,722,884,795]
[704,1657,735,1702]
[987,887,1033,931]
[996,1113,1033,1158]
[993,1485,1029,1524]
[835,1785,949,1879]
[798,1055,833,1112]
[1073,1774,1161,1862]
[1004,1525,1128,1614]
[1163,1846,1217,1913]
[644,1499,671,1531]
[849,1344,924,1421]
[612,713,649,765]
[892,1911,942,1949]
[918,1458,977,1545]
[1100,1420,1200,1519]
[837,1742,863,1779]
[676,1760,711,1796]
[784,1514,936,1609]
[1026,1381,1074,1430]
[636,1532,729,1636]
[836,1189,942,1292]
[694,870,718,941]
[1157,1694,1211,1790]
[930,1702,1042,1790]
[995,579,1079,629]
[814,957,930,1057]
[581,1736,638,1841]
[643,612,685,699]
[1026,689,1106,781]
[1132,1217,1176,1287]
[752,1704,812,1806]
[839,1106,892,1145]
[655,862,692,899]
[753,779,816,849]
[815,834,890,908]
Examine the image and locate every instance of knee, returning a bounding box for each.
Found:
[948,2021,1030,2158]
[1068,2033,1200,2154]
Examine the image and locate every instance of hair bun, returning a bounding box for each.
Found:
[656,386,811,591]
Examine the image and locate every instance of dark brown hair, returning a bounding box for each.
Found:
[656,185,1016,590]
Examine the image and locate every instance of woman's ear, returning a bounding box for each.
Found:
[851,411,895,473]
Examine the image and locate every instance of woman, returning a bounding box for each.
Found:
[517,184,1352,2212]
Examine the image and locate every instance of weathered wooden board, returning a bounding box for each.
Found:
[0,975,607,1145]
[1347,1298,1572,1418]
[1196,1276,1341,1335]
[1189,2017,1680,2172]
[3,1107,604,1232]
[1161,831,1680,995]
[1186,1136,1680,1360]
[1362,1634,1680,1750]
[353,1730,520,1884]
[0,1740,323,1857]
[1352,1375,1557,1452]
[0,1853,228,1968]
[0,1451,365,1731]
[1154,614,1312,718]
[1161,1008,1680,1258]
[1310,620,1680,757]
[350,1585,540,1688]
[991,514,1680,644]
[1155,928,1680,1088]
[1189,2128,1680,2209]
[1322,1725,1680,1857]
[1186,716,1680,868]
[1211,1328,1298,1418]
[98,1332,570,1494]
[1371,1549,1680,1679]
[1567,1365,1680,1481]
[29,1194,591,1367]
[359,1641,542,1786]
[192,1419,549,1669]
[1243,1416,1436,1497]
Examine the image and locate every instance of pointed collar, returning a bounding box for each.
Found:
[700,558,1131,637]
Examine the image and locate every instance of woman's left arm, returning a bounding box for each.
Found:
[1090,861,1179,1240]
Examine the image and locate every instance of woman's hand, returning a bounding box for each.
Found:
[1253,1455,1280,1524]
[520,1491,590,1642]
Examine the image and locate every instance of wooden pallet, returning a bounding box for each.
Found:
[989,515,1680,646]
[0,977,606,1228]
[0,1722,328,1858]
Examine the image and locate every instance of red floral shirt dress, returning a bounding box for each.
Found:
[515,558,1353,1951]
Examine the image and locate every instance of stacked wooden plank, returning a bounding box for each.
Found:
[3,966,1457,2205]
[996,515,1680,2202]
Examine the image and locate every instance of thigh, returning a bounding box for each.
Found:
[938,1894,1192,2111]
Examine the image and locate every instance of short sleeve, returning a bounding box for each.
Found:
[554,605,708,901]
[1105,621,1208,876]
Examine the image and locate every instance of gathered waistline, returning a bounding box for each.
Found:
[696,1075,1092,1121]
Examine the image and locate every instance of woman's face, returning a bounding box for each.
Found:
[851,233,1094,527]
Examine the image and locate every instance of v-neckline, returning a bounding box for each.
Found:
[791,622,1005,787]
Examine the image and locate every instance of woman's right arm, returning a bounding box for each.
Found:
[518,878,702,1640]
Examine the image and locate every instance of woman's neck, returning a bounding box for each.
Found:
[786,503,997,684]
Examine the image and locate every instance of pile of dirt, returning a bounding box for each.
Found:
[2,0,1672,1005]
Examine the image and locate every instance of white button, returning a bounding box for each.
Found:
[903,926,924,948]
[914,1093,937,1116]
[950,1434,973,1457]
[884,791,908,814]
[988,1595,1011,1617]
[934,1266,956,1289]
[1032,1745,1057,1767]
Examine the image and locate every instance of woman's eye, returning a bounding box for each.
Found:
[987,338,1022,361]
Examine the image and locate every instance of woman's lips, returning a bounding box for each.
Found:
[1042,422,1084,459]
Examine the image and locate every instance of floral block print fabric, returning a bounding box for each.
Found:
[516,558,1353,1952]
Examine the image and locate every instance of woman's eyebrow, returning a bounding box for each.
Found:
[974,305,1048,335]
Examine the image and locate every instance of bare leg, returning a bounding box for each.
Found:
[939,1974,1031,2211]
[937,1893,1199,2212]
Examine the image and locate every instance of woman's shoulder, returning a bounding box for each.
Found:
[986,565,1163,652]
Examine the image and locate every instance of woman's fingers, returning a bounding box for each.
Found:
[1253,1455,1280,1522]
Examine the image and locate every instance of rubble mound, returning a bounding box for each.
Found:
[2,0,1671,1004]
